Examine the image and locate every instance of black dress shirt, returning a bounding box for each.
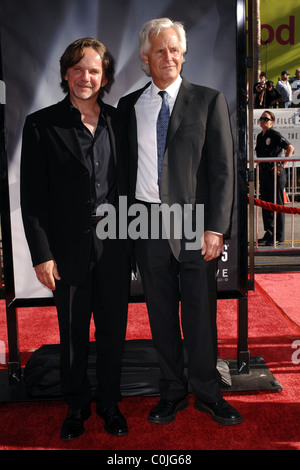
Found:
[70,97,118,213]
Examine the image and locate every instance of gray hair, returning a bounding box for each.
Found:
[139,18,187,76]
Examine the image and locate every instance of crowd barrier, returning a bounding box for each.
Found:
[251,157,300,249]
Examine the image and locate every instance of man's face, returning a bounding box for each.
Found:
[64,47,107,102]
[142,27,183,89]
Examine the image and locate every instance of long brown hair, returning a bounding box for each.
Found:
[60,37,115,98]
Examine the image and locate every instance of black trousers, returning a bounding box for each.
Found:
[53,229,131,409]
[135,235,222,403]
[260,167,286,242]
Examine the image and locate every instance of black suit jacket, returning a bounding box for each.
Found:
[118,77,235,260]
[21,95,124,285]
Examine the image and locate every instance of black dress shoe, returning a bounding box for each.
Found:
[60,405,91,440]
[265,240,284,246]
[258,233,272,243]
[148,396,189,424]
[194,397,242,426]
[97,405,128,436]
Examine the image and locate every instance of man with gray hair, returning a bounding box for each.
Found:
[118,18,242,426]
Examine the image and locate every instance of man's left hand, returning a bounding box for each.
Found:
[201,231,223,261]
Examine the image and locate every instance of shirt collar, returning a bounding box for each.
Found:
[150,75,182,101]
[67,94,107,126]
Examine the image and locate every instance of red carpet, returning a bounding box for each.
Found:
[255,273,300,334]
[0,273,299,451]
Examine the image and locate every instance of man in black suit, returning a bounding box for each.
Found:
[118,18,242,425]
[21,38,130,439]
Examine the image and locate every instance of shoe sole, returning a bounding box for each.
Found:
[147,397,189,424]
[194,400,243,426]
[97,408,129,436]
[104,425,129,436]
[60,428,85,440]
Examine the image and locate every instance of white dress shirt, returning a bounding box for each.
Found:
[135,75,182,202]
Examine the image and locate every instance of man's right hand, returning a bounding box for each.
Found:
[34,260,61,290]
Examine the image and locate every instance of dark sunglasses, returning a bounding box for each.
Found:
[259,116,272,122]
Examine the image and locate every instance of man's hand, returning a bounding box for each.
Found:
[34,260,61,290]
[201,231,223,261]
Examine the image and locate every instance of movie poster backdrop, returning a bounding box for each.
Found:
[0,0,239,299]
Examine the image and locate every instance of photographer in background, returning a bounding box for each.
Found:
[254,72,267,108]
[264,81,282,108]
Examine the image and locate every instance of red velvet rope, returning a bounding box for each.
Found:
[248,196,300,215]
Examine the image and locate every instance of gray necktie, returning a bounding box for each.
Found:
[157,91,170,189]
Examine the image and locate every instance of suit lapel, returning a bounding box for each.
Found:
[166,78,193,145]
[52,97,87,168]
[125,80,192,160]
[127,83,151,164]
[125,79,192,156]
[106,113,117,165]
